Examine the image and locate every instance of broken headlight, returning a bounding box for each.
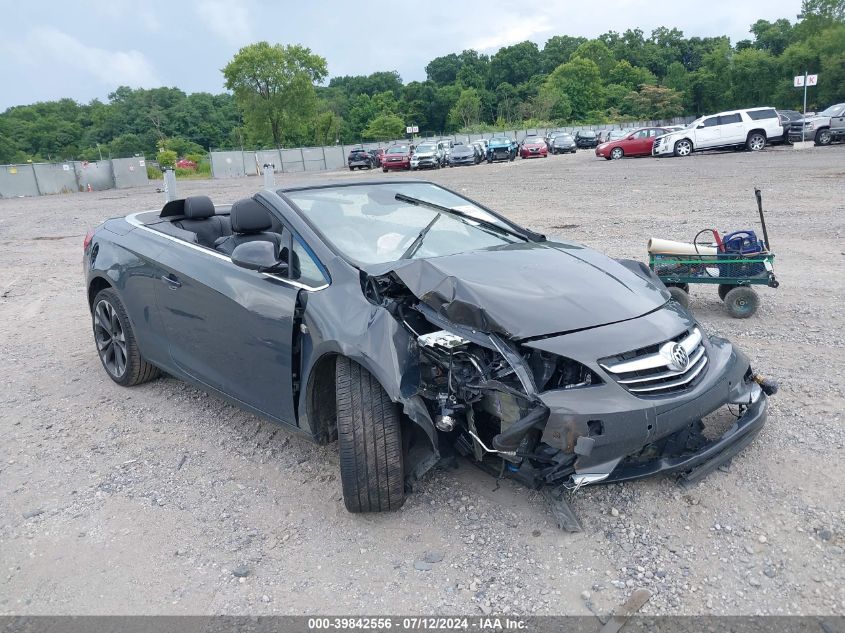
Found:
[524,349,602,392]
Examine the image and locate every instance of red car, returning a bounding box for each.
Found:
[175,158,197,169]
[381,145,411,172]
[595,127,669,160]
[519,137,548,158]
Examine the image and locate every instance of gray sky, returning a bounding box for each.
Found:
[0,0,801,110]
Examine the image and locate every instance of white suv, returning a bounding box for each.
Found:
[653,107,783,157]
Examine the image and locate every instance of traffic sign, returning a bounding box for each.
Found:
[807,74,818,86]
[794,74,819,87]
[405,125,419,134]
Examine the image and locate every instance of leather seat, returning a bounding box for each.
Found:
[215,198,282,256]
[173,196,232,248]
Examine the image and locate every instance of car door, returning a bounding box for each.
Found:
[628,129,651,155]
[831,105,845,133]
[693,116,721,148]
[153,231,301,424]
[719,113,745,145]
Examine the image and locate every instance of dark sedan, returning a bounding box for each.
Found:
[448,143,477,166]
[551,134,576,154]
[575,130,599,148]
[83,182,772,525]
[347,148,373,170]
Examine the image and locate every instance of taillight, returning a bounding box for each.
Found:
[83,228,95,252]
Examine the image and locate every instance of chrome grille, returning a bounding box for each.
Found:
[600,328,707,396]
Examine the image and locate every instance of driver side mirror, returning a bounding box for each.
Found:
[697,124,705,129]
[231,241,288,275]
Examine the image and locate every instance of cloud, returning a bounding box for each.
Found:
[468,15,554,51]
[6,26,161,89]
[196,0,253,47]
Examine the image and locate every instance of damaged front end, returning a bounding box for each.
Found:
[363,264,772,509]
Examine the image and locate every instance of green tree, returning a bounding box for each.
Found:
[541,35,587,73]
[222,42,327,147]
[489,41,542,87]
[543,58,603,120]
[622,85,684,119]
[363,113,405,140]
[608,60,657,89]
[449,88,482,128]
[572,40,616,77]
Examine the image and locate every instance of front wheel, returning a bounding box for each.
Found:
[724,286,759,319]
[335,357,405,513]
[674,139,693,157]
[92,289,160,386]
[815,129,832,146]
[746,132,766,151]
[382,167,388,173]
[610,147,624,160]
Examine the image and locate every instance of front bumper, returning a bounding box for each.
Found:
[450,157,476,165]
[383,160,410,170]
[412,156,439,168]
[527,312,767,486]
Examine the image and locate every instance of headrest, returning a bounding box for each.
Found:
[184,196,215,219]
[231,198,272,234]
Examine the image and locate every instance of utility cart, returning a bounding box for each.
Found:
[649,189,779,318]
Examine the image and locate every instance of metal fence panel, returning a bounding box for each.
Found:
[112,157,149,189]
[324,146,345,170]
[0,164,40,198]
[211,151,247,178]
[280,149,305,173]
[74,160,114,191]
[33,163,78,194]
[302,148,326,172]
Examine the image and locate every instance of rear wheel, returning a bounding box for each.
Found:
[746,132,766,151]
[723,286,759,319]
[667,286,690,309]
[610,147,624,160]
[92,289,160,386]
[335,356,405,513]
[815,129,832,146]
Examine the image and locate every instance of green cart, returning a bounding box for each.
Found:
[649,188,779,319]
[649,251,778,318]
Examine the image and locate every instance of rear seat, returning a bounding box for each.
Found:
[172,196,232,248]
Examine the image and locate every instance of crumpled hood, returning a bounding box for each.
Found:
[368,240,670,339]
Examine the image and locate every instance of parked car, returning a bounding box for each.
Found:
[175,158,197,170]
[347,148,374,170]
[788,103,845,145]
[436,139,454,165]
[551,134,576,154]
[410,143,441,170]
[381,145,412,171]
[84,183,772,520]
[486,136,517,162]
[369,148,386,166]
[471,141,486,162]
[653,107,783,157]
[519,136,549,159]
[595,127,670,160]
[448,143,478,166]
[575,130,599,148]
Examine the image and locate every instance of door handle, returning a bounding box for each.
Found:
[161,274,181,289]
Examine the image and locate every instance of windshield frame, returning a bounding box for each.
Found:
[276,180,541,268]
[820,104,845,117]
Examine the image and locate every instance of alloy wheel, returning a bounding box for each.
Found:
[94,299,127,378]
[748,134,765,151]
[675,140,692,156]
[611,147,623,160]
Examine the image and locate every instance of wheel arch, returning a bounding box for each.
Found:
[746,128,767,140]
[88,275,113,312]
[302,350,439,480]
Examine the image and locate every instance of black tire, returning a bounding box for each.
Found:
[723,286,759,319]
[746,132,766,151]
[92,288,160,386]
[718,283,739,301]
[667,286,690,309]
[335,356,405,513]
[610,147,624,160]
[349,166,354,171]
[674,139,693,157]
[382,167,388,173]
[815,129,832,146]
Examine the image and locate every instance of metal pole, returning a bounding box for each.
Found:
[802,70,808,143]
[262,163,275,189]
[163,168,177,202]
[30,163,42,196]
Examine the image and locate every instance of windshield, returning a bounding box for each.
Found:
[490,137,510,143]
[579,131,596,137]
[284,183,525,265]
[820,104,844,117]
[608,131,627,139]
[555,135,573,142]
[416,145,435,152]
[452,146,473,154]
[386,146,407,154]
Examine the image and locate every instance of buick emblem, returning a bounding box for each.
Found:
[670,343,689,371]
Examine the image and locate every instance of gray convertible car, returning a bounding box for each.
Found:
[84,181,773,523]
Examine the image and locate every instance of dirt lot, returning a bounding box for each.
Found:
[1,145,843,617]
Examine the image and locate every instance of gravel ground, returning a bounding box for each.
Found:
[1,145,843,617]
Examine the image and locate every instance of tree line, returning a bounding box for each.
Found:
[1,0,842,164]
